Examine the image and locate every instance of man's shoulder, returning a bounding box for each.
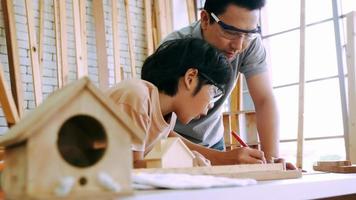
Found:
[163,21,201,42]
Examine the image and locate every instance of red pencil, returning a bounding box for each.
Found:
[231,130,248,147]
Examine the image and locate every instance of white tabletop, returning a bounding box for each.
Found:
[122,172,356,200]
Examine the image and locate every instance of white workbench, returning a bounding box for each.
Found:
[122,172,356,200]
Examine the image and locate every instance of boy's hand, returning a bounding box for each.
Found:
[222,147,266,164]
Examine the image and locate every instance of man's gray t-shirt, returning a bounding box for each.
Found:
[163,21,267,147]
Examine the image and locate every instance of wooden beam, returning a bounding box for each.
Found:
[38,0,44,73]
[79,0,88,77]
[0,63,19,126]
[296,0,306,169]
[25,0,43,106]
[144,0,154,55]
[112,0,121,83]
[186,0,196,24]
[124,0,136,78]
[72,0,86,79]
[93,0,109,89]
[230,75,243,146]
[1,0,24,117]
[54,0,68,88]
[346,11,356,164]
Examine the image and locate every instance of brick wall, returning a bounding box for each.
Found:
[0,0,147,134]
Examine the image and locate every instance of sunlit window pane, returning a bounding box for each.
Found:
[261,0,300,35]
[304,138,346,172]
[304,78,344,138]
[306,0,333,24]
[341,0,356,15]
[305,22,338,80]
[274,86,299,140]
[264,31,300,86]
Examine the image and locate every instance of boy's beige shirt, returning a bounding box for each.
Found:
[106,79,177,155]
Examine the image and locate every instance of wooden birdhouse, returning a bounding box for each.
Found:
[144,137,195,168]
[0,77,143,199]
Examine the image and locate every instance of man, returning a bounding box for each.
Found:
[164,0,281,164]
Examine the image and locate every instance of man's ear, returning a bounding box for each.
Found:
[183,68,199,90]
[200,10,210,30]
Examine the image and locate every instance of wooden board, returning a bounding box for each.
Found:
[25,0,43,106]
[0,63,19,126]
[346,11,356,164]
[124,0,136,78]
[144,0,154,55]
[134,163,302,181]
[186,0,196,24]
[112,0,121,83]
[1,0,24,117]
[38,0,44,73]
[93,0,109,89]
[79,0,88,77]
[313,165,356,173]
[72,0,86,78]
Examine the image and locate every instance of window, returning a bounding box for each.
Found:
[260,0,354,170]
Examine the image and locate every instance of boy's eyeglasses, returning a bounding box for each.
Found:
[210,12,261,42]
[199,72,225,104]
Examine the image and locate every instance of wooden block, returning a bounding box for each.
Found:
[313,165,356,173]
[317,160,352,167]
[134,163,302,181]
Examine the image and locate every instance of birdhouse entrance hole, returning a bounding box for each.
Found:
[57,115,107,168]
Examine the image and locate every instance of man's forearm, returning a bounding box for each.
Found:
[255,98,279,160]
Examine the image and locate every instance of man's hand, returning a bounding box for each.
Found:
[219,147,267,165]
[271,158,297,170]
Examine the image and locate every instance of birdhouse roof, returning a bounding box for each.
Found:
[144,137,195,160]
[0,77,144,147]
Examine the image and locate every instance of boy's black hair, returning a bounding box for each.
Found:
[141,38,231,97]
[204,0,266,24]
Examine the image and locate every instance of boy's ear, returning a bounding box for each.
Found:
[184,68,199,90]
[200,10,210,30]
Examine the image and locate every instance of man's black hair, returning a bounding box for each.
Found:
[141,38,232,96]
[204,0,266,24]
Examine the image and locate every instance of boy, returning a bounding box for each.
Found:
[106,38,235,168]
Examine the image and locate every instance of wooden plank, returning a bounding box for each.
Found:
[346,11,356,164]
[0,63,19,126]
[72,0,85,79]
[124,0,136,78]
[314,163,356,173]
[144,0,154,55]
[134,163,302,181]
[79,0,88,77]
[230,75,242,146]
[1,0,24,117]
[59,0,68,86]
[296,0,306,169]
[38,0,44,73]
[317,160,352,167]
[93,0,109,89]
[53,0,69,88]
[53,0,62,88]
[25,0,43,106]
[112,0,121,83]
[186,0,196,24]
